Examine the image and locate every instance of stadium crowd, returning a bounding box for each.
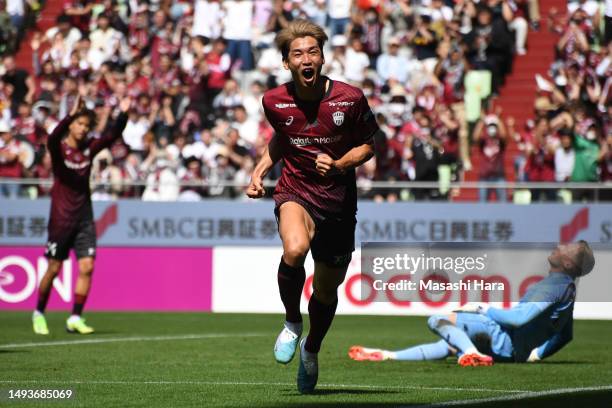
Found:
[0,0,609,202]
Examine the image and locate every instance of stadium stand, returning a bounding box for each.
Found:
[0,0,610,202]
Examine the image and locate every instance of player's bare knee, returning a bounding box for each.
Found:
[78,258,94,276]
[46,260,63,277]
[283,240,310,265]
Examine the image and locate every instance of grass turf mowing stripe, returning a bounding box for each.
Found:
[0,333,268,349]
[410,385,612,407]
[0,380,529,394]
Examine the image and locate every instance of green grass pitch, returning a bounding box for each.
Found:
[1,312,611,407]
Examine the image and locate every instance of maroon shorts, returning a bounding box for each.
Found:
[274,193,356,267]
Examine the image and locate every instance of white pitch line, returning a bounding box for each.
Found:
[0,333,267,349]
[407,384,612,408]
[0,379,528,394]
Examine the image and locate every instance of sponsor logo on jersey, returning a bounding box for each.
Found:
[289,135,343,146]
[64,159,91,170]
[328,101,354,107]
[276,103,297,109]
[332,111,345,126]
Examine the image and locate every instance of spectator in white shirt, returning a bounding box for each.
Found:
[222,0,255,71]
[45,14,82,54]
[192,0,223,40]
[88,13,127,69]
[325,34,348,82]
[376,37,410,85]
[344,37,371,84]
[232,105,259,147]
[555,130,575,182]
[327,0,352,36]
[183,128,222,169]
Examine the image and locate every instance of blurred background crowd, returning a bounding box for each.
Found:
[0,0,610,202]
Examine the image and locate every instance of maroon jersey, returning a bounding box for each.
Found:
[263,79,379,216]
[47,113,128,230]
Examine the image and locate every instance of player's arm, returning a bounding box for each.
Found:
[484,302,553,328]
[90,98,131,156]
[528,318,573,362]
[47,94,85,160]
[315,141,375,176]
[247,134,283,198]
[316,90,378,176]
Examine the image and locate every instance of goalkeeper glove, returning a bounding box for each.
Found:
[453,303,490,314]
[527,348,541,363]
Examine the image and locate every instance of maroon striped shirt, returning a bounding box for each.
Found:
[47,113,128,231]
[263,79,379,216]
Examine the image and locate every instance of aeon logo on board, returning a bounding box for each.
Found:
[0,256,72,303]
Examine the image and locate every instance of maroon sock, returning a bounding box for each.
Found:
[36,287,51,313]
[305,295,338,353]
[72,294,88,316]
[278,256,305,323]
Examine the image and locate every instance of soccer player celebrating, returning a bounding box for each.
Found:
[32,95,130,335]
[349,241,595,366]
[247,20,380,393]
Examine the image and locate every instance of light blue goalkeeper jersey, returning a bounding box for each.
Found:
[485,272,576,362]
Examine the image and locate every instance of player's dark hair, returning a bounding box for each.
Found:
[276,19,328,61]
[73,109,97,131]
[574,240,595,277]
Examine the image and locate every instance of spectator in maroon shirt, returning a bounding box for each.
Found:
[474,115,508,202]
[525,118,558,201]
[0,121,23,198]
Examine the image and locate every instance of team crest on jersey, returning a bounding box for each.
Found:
[332,111,344,126]
[285,116,294,126]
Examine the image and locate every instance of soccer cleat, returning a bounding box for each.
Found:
[274,325,301,364]
[66,316,94,334]
[458,351,494,367]
[348,345,388,361]
[32,312,49,335]
[297,338,318,394]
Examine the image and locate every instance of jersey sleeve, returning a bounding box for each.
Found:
[261,95,279,133]
[536,317,573,359]
[350,92,379,146]
[47,115,73,163]
[89,112,129,157]
[485,302,552,328]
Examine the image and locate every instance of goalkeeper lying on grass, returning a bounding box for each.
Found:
[349,241,595,366]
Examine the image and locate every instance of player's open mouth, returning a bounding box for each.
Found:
[302,68,315,82]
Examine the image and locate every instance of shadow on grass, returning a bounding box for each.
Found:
[270,402,417,408]
[281,389,400,397]
[0,349,29,353]
[265,389,612,408]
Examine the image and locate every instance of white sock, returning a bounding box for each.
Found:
[464,347,479,355]
[33,310,43,317]
[383,351,397,360]
[68,315,81,322]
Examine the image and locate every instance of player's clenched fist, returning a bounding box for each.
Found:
[246,176,265,198]
[315,153,339,176]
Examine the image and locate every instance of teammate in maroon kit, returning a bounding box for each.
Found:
[32,94,131,335]
[246,20,380,394]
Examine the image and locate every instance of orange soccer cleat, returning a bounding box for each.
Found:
[348,345,387,361]
[458,352,494,367]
